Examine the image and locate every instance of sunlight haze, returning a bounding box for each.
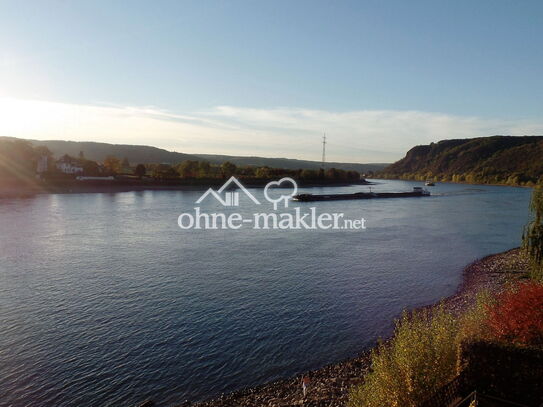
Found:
[1,0,542,162]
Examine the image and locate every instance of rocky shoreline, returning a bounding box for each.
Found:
[137,249,528,407]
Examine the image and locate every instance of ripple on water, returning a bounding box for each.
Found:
[0,181,531,406]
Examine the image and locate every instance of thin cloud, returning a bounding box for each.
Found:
[0,97,541,163]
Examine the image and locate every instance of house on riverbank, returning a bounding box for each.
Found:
[56,155,83,174]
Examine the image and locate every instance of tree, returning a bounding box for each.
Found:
[135,164,146,178]
[349,306,460,407]
[486,281,543,346]
[255,166,272,179]
[0,140,37,179]
[326,168,340,180]
[523,186,543,280]
[152,163,177,179]
[82,159,101,176]
[239,165,255,177]
[198,161,211,178]
[318,168,325,180]
[300,169,318,181]
[121,157,130,168]
[220,161,237,178]
[79,151,85,159]
[347,170,360,181]
[103,156,121,174]
[177,160,199,178]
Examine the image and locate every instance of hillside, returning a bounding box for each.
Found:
[1,137,388,173]
[381,135,543,186]
[194,154,387,173]
[23,139,200,164]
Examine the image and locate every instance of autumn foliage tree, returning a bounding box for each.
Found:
[349,305,460,407]
[176,160,200,178]
[0,139,40,181]
[486,282,543,347]
[103,156,121,174]
[220,161,237,178]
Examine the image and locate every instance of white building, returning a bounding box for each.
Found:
[56,156,83,174]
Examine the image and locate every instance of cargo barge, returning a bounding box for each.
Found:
[293,186,430,202]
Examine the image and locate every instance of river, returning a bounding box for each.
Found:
[0,179,531,406]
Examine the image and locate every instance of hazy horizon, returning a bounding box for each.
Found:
[1,1,543,162]
[4,132,395,164]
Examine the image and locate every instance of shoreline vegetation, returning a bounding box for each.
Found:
[378,175,534,189]
[0,138,375,198]
[139,248,528,407]
[378,136,543,187]
[0,136,387,175]
[2,135,542,199]
[378,176,533,189]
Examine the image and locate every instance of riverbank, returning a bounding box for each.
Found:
[165,249,528,407]
[377,176,534,189]
[0,178,374,198]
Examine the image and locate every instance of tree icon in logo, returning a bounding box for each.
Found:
[263,177,298,210]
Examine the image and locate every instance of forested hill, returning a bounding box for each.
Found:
[1,137,387,173]
[380,136,543,186]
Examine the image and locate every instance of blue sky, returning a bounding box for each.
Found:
[1,1,542,162]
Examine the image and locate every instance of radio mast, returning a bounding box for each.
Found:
[321,133,326,169]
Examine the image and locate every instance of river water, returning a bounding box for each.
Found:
[0,179,531,406]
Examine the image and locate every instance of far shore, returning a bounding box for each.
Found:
[376,176,533,189]
[0,179,375,198]
[135,248,527,407]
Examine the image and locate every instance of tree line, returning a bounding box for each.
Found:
[0,139,362,184]
[381,136,543,187]
[108,157,361,182]
[380,171,543,187]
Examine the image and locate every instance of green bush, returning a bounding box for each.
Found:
[349,305,460,407]
[523,186,543,281]
[458,291,494,343]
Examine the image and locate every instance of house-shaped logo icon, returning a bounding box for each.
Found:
[196,176,261,207]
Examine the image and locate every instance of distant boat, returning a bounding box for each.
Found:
[425,180,435,186]
[293,186,430,202]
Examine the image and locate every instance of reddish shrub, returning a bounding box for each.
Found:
[487,282,543,346]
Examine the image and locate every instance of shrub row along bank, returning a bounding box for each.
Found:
[348,249,535,407]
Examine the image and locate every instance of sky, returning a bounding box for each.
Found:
[0,0,542,163]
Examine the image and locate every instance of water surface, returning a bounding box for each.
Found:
[0,180,531,406]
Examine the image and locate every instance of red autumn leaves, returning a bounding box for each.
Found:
[487,282,543,347]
